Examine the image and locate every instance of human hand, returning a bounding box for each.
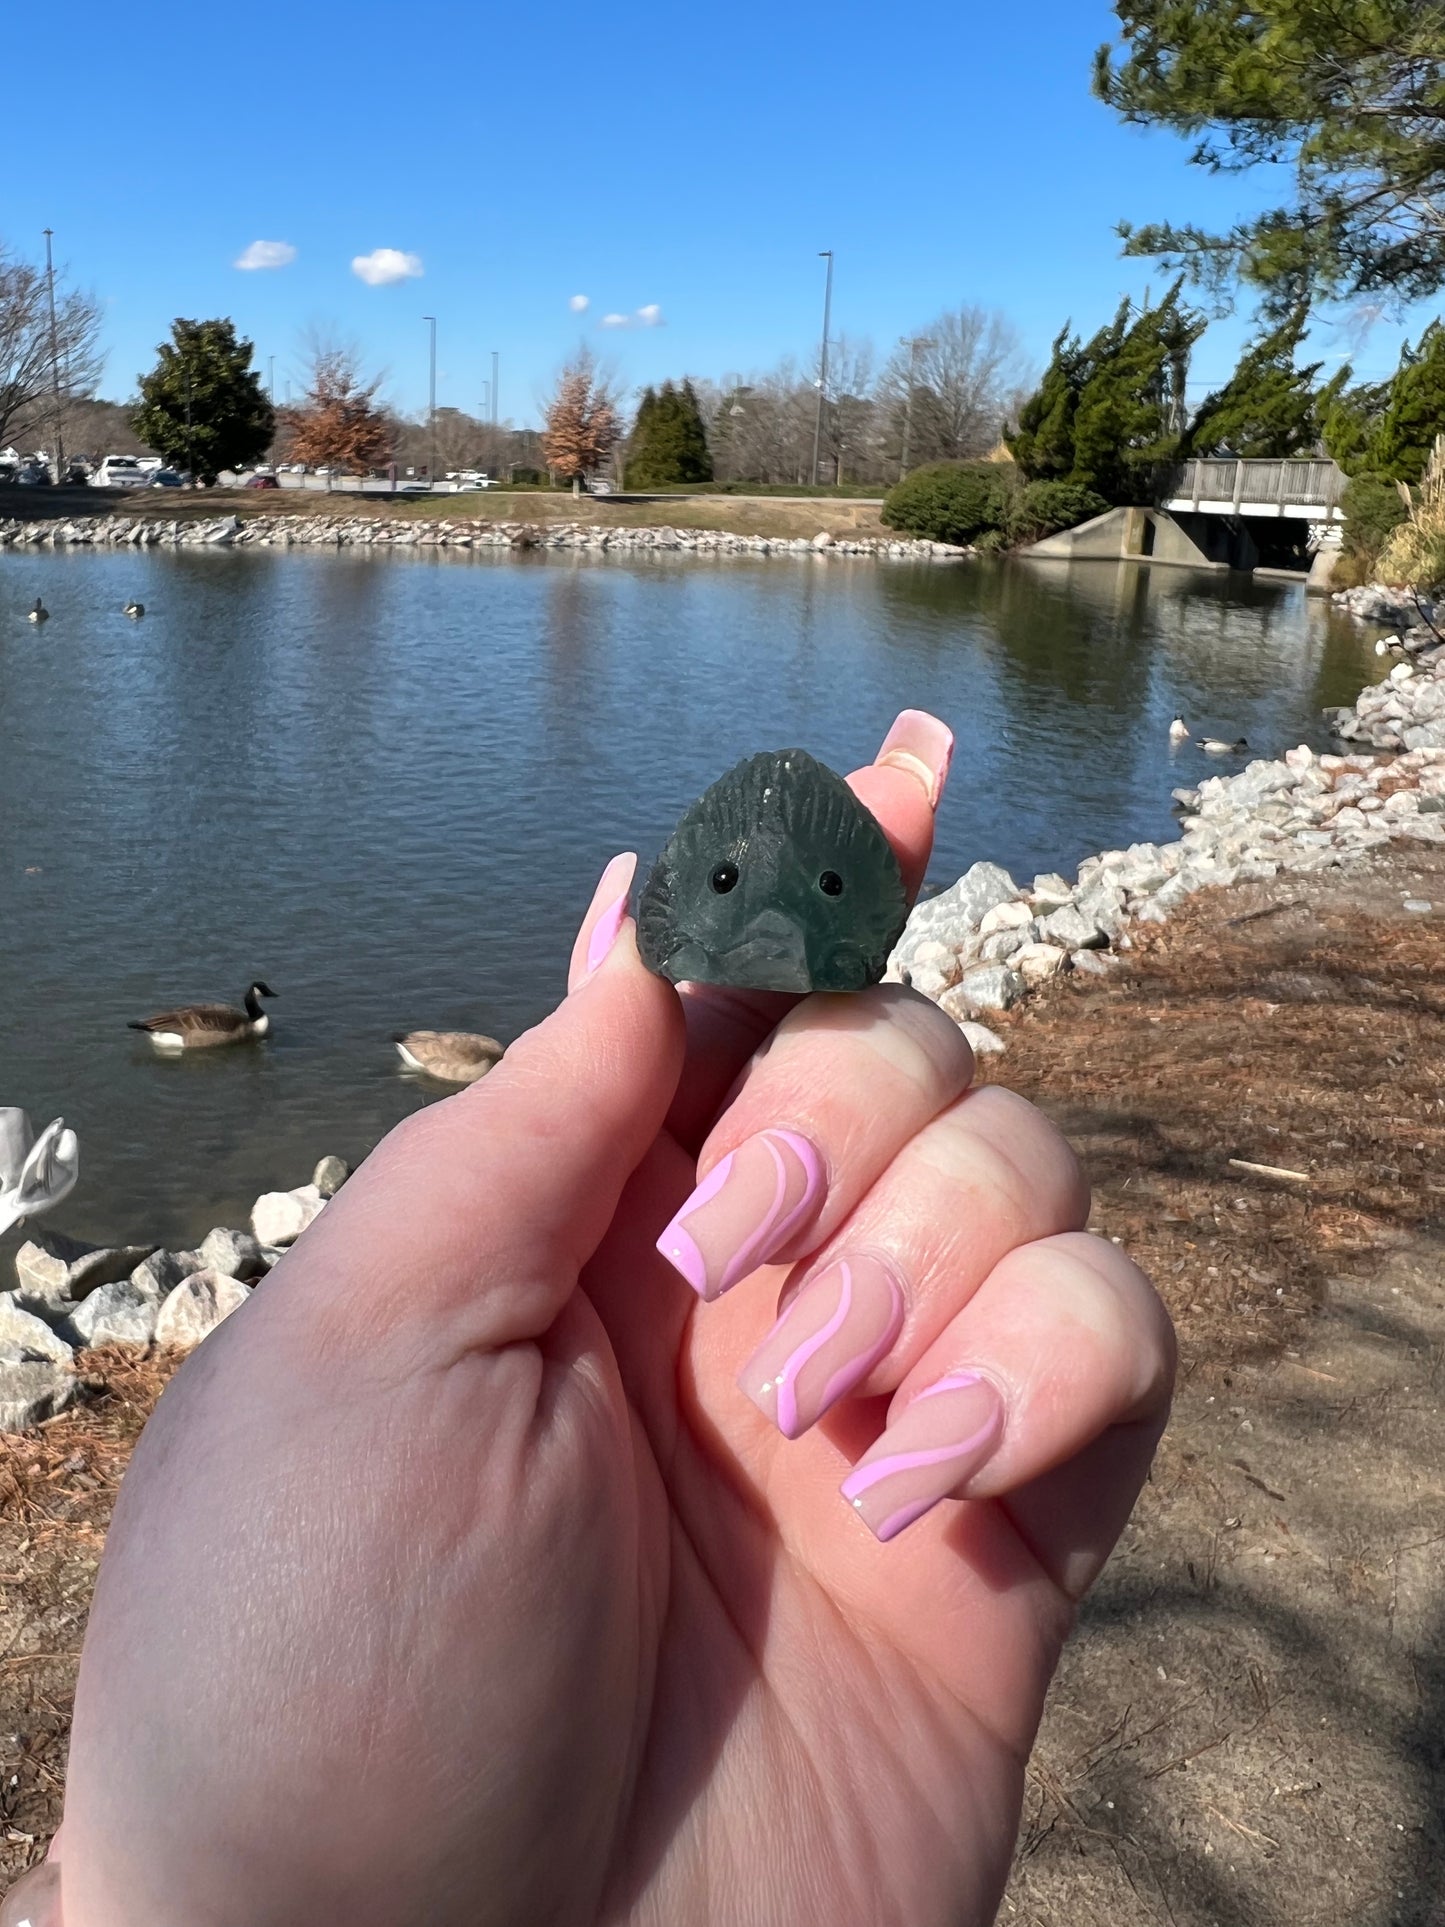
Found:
[50,713,1174,1927]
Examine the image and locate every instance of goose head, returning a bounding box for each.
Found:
[0,1108,79,1237]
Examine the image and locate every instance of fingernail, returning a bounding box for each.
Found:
[877,709,954,809]
[582,852,637,978]
[657,1128,824,1303]
[739,1255,904,1437]
[840,1370,1003,1542]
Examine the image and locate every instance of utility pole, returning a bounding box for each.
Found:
[491,349,499,429]
[898,334,935,482]
[268,355,276,402]
[42,229,65,486]
[184,364,194,481]
[423,315,437,480]
[810,250,834,487]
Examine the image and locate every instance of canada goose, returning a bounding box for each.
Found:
[123,601,144,618]
[128,981,277,1051]
[393,1030,504,1085]
[1201,737,1249,756]
[1168,717,1190,743]
[27,598,47,624]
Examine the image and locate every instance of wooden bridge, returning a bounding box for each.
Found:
[1164,458,1347,521]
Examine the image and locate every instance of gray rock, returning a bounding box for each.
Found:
[0,1298,74,1365]
[977,898,1034,937]
[14,1233,157,1313]
[154,1269,251,1350]
[1013,941,1069,983]
[897,863,1020,955]
[129,1250,203,1297]
[1030,873,1074,910]
[1070,949,1115,977]
[312,1155,351,1198]
[906,957,963,1001]
[250,1184,325,1248]
[197,1226,268,1280]
[952,963,1026,1014]
[1039,902,1108,950]
[978,927,1026,963]
[65,1278,159,1349]
[0,1360,77,1431]
[958,1020,1007,1056]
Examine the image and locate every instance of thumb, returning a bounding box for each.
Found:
[287,856,685,1349]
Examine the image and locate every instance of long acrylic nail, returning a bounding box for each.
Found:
[739,1255,904,1437]
[877,710,955,809]
[580,852,637,981]
[841,1370,1003,1542]
[657,1128,824,1302]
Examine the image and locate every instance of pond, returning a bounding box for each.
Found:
[0,547,1376,1250]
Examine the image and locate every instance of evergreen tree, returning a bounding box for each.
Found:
[1323,377,1393,474]
[625,378,713,488]
[1008,326,1090,481]
[132,318,274,481]
[1372,321,1445,482]
[1188,310,1343,458]
[1069,283,1205,504]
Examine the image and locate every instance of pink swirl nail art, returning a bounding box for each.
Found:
[657,1128,824,1302]
[739,1255,904,1437]
[840,1370,1003,1542]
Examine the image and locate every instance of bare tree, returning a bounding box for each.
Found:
[542,347,621,492]
[878,308,1033,471]
[277,335,391,473]
[0,238,103,457]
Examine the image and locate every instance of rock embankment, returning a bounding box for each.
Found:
[0,1156,350,1429]
[0,512,965,562]
[1328,582,1445,749]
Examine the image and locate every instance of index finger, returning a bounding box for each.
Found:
[665,710,953,1149]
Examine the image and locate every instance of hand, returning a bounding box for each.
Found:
[52,714,1174,1927]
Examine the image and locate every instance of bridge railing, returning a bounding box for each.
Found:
[1172,458,1347,511]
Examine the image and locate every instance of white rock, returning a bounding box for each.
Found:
[958,1021,1006,1056]
[154,1269,251,1351]
[1030,872,1075,910]
[67,1279,159,1349]
[904,957,962,1000]
[0,1360,76,1431]
[197,1226,268,1280]
[896,863,1020,957]
[129,1250,203,1297]
[979,927,1027,963]
[250,1184,325,1248]
[1039,902,1108,950]
[1013,941,1069,983]
[15,1233,157,1309]
[951,964,1026,1014]
[0,1297,74,1365]
[1070,949,1115,977]
[978,899,1034,937]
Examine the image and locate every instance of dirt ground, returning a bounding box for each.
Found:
[2,847,1444,1919]
[0,485,889,540]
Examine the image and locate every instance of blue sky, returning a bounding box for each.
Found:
[9,0,1437,424]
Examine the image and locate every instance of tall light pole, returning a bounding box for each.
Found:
[423,315,437,480]
[42,229,65,485]
[898,334,935,482]
[268,355,276,402]
[810,250,834,487]
[491,349,499,429]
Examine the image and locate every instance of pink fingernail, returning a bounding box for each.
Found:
[739,1255,904,1437]
[840,1370,1003,1542]
[657,1129,824,1303]
[583,852,637,977]
[877,709,954,809]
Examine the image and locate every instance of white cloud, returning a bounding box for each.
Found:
[600,312,631,329]
[636,304,664,327]
[569,293,590,312]
[235,239,296,271]
[352,248,424,287]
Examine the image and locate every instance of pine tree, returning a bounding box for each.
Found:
[1069,283,1205,504]
[1372,322,1445,482]
[1323,377,1393,474]
[132,318,275,481]
[625,378,713,488]
[1008,326,1090,481]
[1188,309,1341,458]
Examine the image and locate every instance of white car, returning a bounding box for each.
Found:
[93,456,150,489]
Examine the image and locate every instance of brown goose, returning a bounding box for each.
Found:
[393,1030,504,1085]
[128,981,277,1051]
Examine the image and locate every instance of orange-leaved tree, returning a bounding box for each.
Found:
[542,348,621,493]
[280,341,392,474]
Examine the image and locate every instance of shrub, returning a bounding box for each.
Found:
[881,461,1016,544]
[1008,479,1110,544]
[1341,472,1409,570]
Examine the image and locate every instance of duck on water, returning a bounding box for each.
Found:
[128,981,277,1051]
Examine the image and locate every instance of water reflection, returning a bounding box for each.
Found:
[0,548,1375,1247]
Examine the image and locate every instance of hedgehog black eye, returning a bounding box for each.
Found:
[818,871,844,897]
[710,862,740,894]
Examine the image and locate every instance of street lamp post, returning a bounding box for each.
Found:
[810,250,834,488]
[491,349,499,430]
[423,315,437,480]
[268,355,276,403]
[41,229,65,486]
[898,334,935,482]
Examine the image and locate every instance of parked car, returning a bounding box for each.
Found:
[93,456,149,489]
[588,478,613,495]
[16,463,51,486]
[243,473,280,489]
[148,469,186,487]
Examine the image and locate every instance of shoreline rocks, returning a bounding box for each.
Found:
[0,1156,350,1429]
[0,511,967,563]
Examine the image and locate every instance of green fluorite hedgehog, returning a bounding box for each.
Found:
[637,748,909,993]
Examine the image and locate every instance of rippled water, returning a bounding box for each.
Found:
[0,547,1375,1250]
